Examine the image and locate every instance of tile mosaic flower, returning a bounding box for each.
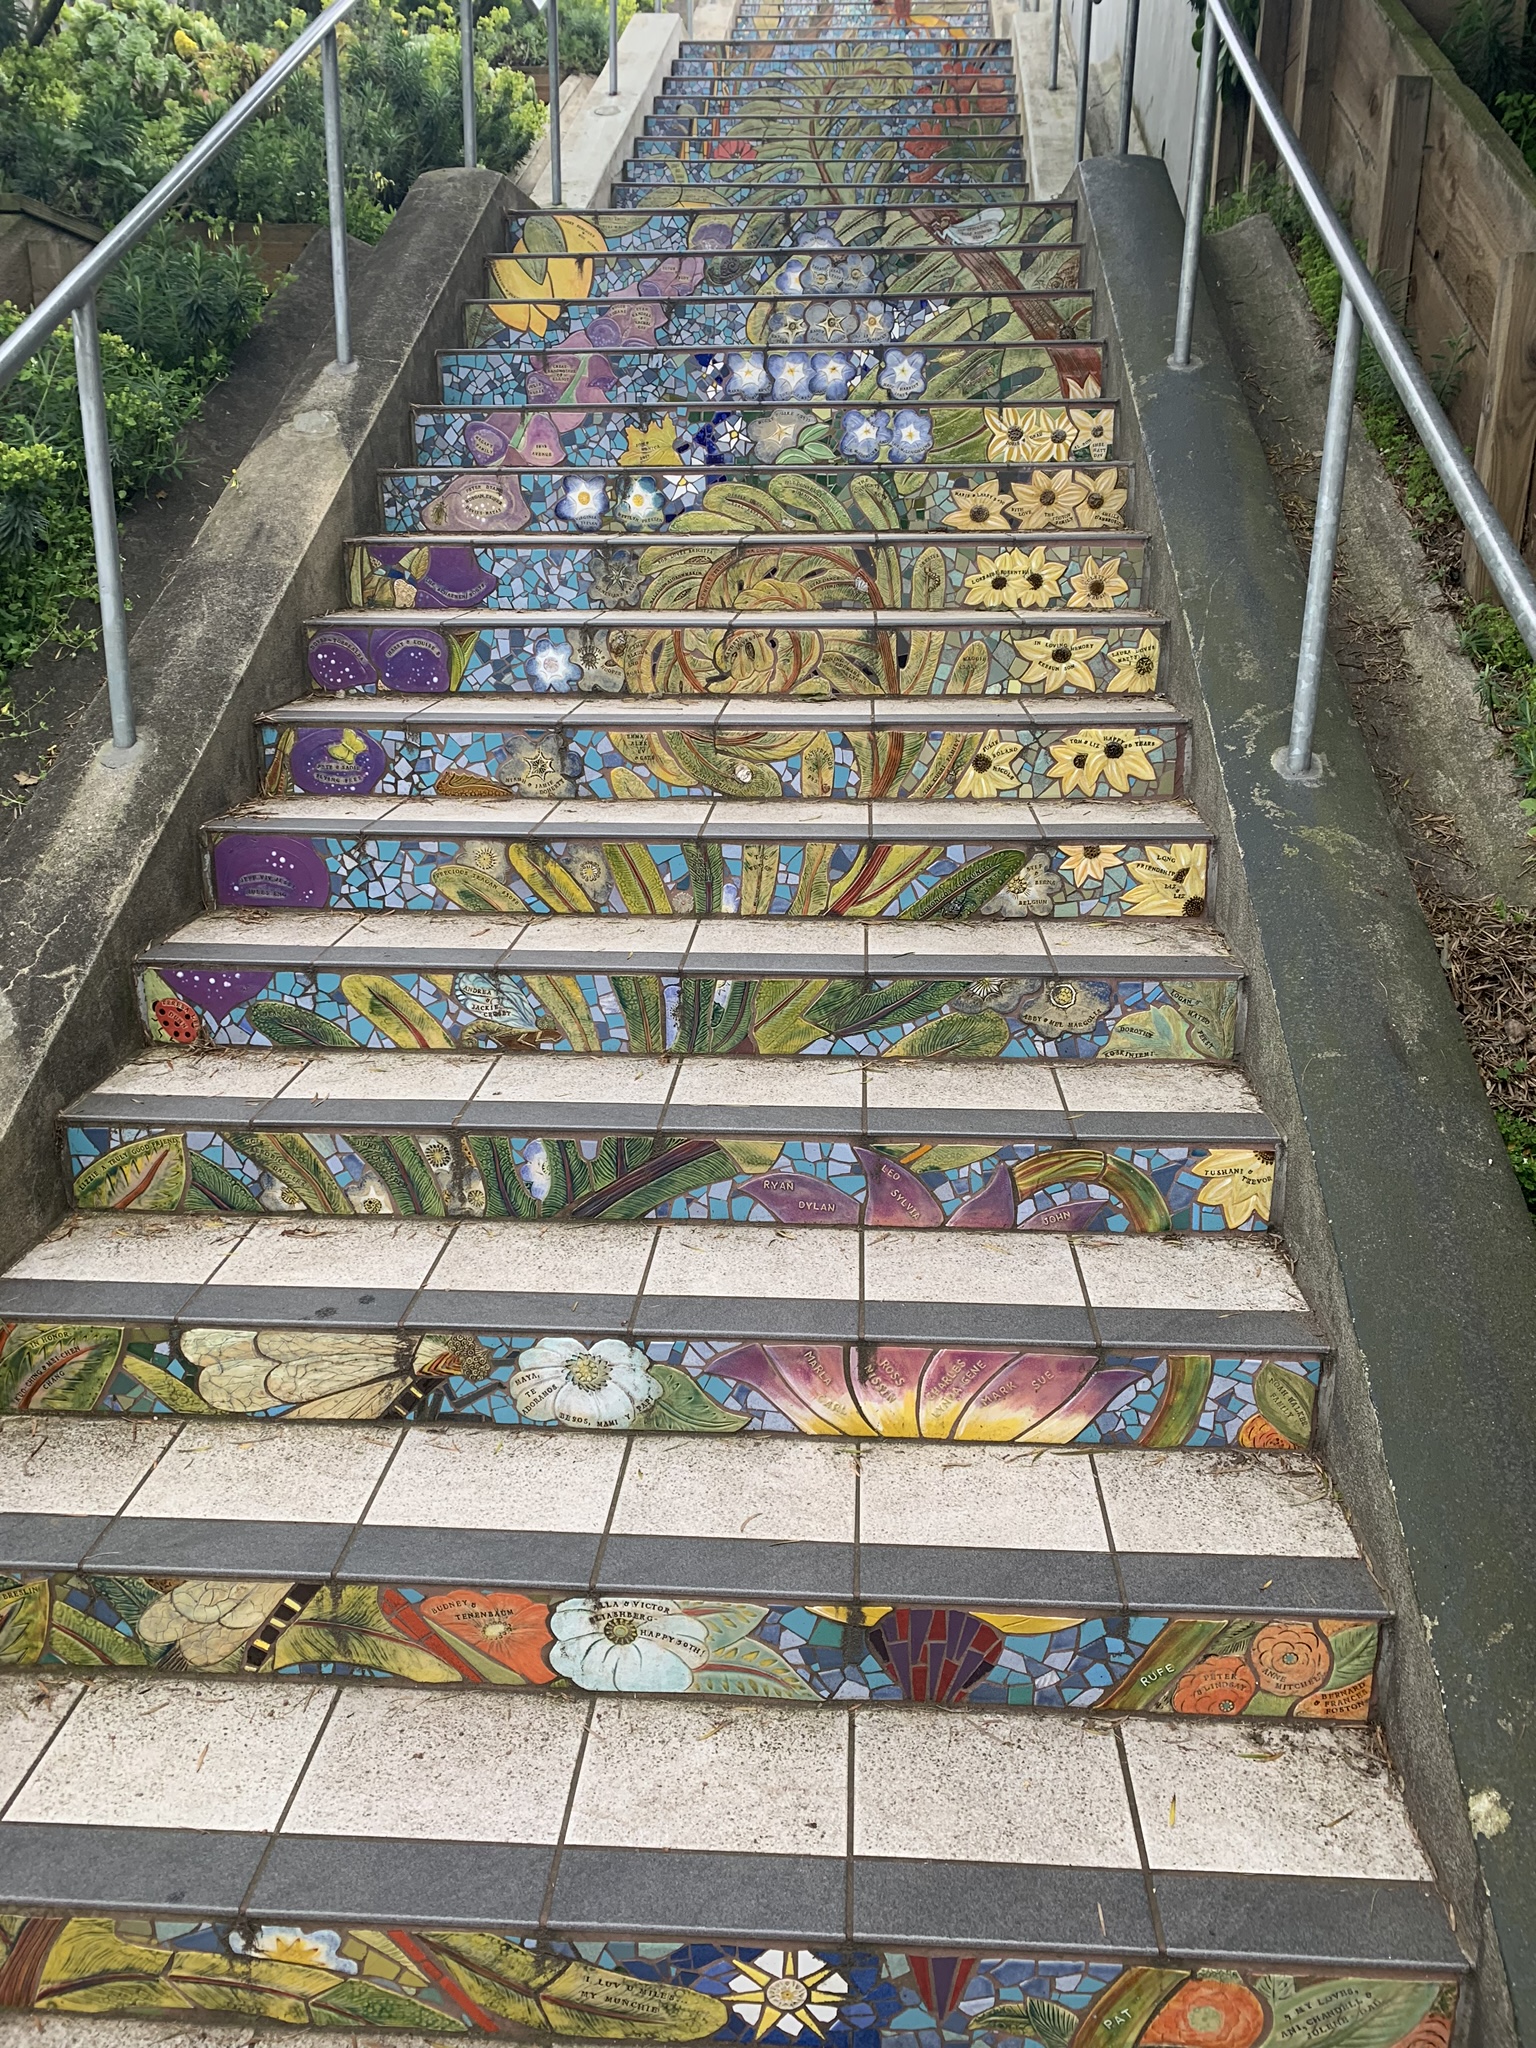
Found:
[0,1321,1317,1448]
[407,400,1119,472]
[137,958,1238,1063]
[201,827,1209,922]
[427,342,1104,413]
[630,137,1024,167]
[643,110,1020,137]
[258,715,1183,803]
[0,1570,1372,1715]
[301,619,1166,700]
[344,536,1143,617]
[457,290,1096,353]
[0,1917,1454,2043]
[65,1120,1274,1234]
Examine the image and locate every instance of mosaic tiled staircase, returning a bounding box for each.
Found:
[0,6,1465,2042]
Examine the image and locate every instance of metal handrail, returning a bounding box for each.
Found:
[1176,0,1536,777]
[0,0,370,759]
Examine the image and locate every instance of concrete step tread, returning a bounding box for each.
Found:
[0,1423,1372,1609]
[263,693,1188,733]
[0,1214,1317,1351]
[141,906,1242,978]
[205,794,1207,837]
[0,1677,1459,1971]
[70,1048,1272,1142]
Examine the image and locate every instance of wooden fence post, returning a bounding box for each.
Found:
[1465,251,1536,604]
[1243,0,1293,184]
[1367,72,1431,319]
[1291,0,1337,171]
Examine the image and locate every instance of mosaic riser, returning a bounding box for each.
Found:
[303,620,1165,701]
[67,1125,1273,1235]
[675,42,1014,61]
[610,185,1031,211]
[0,1572,1372,1717]
[429,343,1105,412]
[651,95,1017,114]
[408,401,1117,473]
[496,205,1071,272]
[0,1925,1454,2047]
[381,463,1128,543]
[258,717,1183,803]
[348,538,1141,617]
[644,111,1020,134]
[456,293,1097,354]
[629,138,1025,164]
[139,962,1239,1064]
[478,250,1084,322]
[0,1322,1315,1448]
[203,835,1211,922]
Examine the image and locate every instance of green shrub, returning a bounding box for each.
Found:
[99,223,265,370]
[1496,1109,1536,1213]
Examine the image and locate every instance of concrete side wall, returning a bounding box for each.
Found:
[1075,153,1536,2048]
[0,167,514,1276]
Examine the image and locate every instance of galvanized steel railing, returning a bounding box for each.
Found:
[1052,0,1536,781]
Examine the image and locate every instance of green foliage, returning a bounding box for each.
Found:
[99,223,265,369]
[1437,0,1536,171]
[0,0,546,233]
[1496,1108,1536,1212]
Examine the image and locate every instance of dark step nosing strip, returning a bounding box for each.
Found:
[205,818,1205,851]
[309,608,1160,630]
[0,1823,267,1918]
[0,1277,207,1322]
[252,1833,553,1929]
[266,698,1184,732]
[629,1292,862,1341]
[400,1287,644,1335]
[1091,1308,1320,1349]
[173,1284,422,1330]
[0,1525,1372,1620]
[1148,1872,1464,1973]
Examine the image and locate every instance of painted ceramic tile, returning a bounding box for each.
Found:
[501,200,1068,257]
[0,1918,1455,2045]
[301,619,1165,700]
[0,1571,1373,1716]
[483,246,1084,318]
[258,716,1182,803]
[0,1322,1317,1449]
[407,399,1119,471]
[345,535,1143,617]
[643,110,1020,135]
[428,342,1103,412]
[610,180,1032,208]
[630,136,1025,167]
[138,960,1238,1063]
[202,831,1210,922]
[457,290,1096,354]
[66,1122,1275,1234]
[380,461,1129,542]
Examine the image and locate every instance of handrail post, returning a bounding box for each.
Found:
[1117,0,1140,152]
[1074,0,1094,160]
[460,0,478,165]
[608,0,618,93]
[1282,288,1360,777]
[1049,0,1061,88]
[71,292,135,757]
[547,0,563,205]
[685,0,693,35]
[320,27,354,370]
[1171,17,1219,366]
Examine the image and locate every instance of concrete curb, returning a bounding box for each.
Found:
[993,0,1077,200]
[1074,153,1534,2048]
[0,166,514,1275]
[528,10,684,209]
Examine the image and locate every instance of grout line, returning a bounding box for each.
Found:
[394,1219,460,1335]
[589,1434,636,1595]
[0,1675,91,1824]
[1087,1451,1131,1613]
[1113,1721,1169,1956]
[624,1223,664,1342]
[76,1418,190,1573]
[1063,1233,1105,1364]
[238,1685,346,1919]
[540,1693,597,1935]
[843,1706,857,1949]
[330,1425,411,1581]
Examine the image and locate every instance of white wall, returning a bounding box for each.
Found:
[1033,0,1202,200]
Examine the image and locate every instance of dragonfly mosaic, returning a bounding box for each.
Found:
[138,958,1240,1064]
[379,462,1129,542]
[301,619,1166,700]
[0,1920,1456,2045]
[454,291,1097,354]
[0,1572,1374,1717]
[0,1322,1318,1449]
[65,1122,1276,1234]
[201,830,1212,922]
[346,536,1143,617]
[256,715,1184,803]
